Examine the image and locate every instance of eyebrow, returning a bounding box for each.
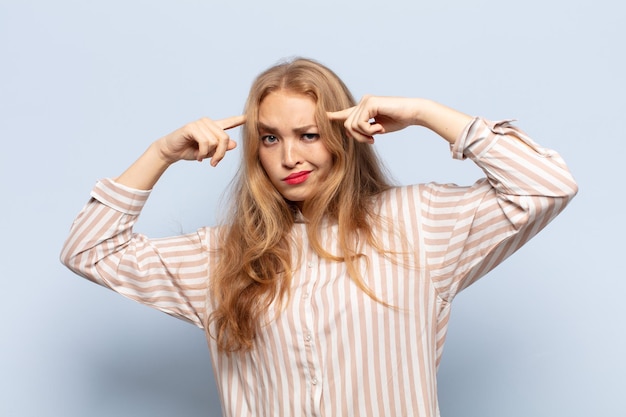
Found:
[258,123,318,135]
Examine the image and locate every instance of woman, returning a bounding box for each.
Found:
[61,58,577,416]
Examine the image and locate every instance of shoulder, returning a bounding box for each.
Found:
[373,184,424,218]
[375,181,490,212]
[198,225,223,240]
[376,183,454,205]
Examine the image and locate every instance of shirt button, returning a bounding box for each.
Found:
[311,378,318,385]
[307,262,313,268]
[305,333,312,342]
[302,291,309,298]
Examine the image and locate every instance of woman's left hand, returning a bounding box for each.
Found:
[328,96,472,145]
[327,96,424,143]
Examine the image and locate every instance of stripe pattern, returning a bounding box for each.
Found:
[60,118,577,416]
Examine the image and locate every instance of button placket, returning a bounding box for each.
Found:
[302,261,313,299]
[302,252,322,403]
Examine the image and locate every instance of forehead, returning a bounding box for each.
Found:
[258,91,317,129]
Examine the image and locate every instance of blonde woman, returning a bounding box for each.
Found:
[61,58,577,416]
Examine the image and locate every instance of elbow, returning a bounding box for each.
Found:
[59,241,94,281]
[505,180,578,231]
[559,175,579,207]
[558,160,579,202]
[529,179,578,229]
[59,243,81,276]
[568,180,579,201]
[539,167,579,209]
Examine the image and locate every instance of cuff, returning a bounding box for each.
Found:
[451,117,518,161]
[90,178,152,215]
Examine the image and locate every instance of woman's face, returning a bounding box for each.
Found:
[257,91,333,208]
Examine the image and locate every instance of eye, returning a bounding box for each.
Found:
[302,133,320,141]
[261,135,278,145]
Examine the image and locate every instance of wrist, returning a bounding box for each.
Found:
[115,143,172,190]
[412,99,473,145]
[410,98,440,127]
[148,140,177,167]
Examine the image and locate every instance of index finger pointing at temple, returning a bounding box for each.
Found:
[217,115,246,130]
[327,107,355,122]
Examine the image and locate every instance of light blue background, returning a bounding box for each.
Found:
[1,0,623,416]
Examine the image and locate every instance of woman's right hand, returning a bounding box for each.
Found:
[155,115,245,167]
[115,115,245,190]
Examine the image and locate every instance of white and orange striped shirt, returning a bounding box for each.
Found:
[61,118,577,416]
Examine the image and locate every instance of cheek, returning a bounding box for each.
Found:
[316,144,334,169]
[258,149,276,177]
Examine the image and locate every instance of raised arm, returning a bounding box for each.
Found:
[116,115,245,190]
[60,115,244,326]
[327,96,472,145]
[330,96,578,298]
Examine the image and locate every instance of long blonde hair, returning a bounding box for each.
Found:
[208,58,393,352]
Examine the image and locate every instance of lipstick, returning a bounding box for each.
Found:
[283,171,311,185]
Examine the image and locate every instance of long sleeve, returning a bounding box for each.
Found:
[421,118,578,300]
[60,178,212,327]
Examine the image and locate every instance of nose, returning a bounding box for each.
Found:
[281,139,302,168]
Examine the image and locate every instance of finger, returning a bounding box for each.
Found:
[178,122,208,162]
[356,118,383,136]
[350,98,385,138]
[216,115,246,130]
[327,107,355,122]
[327,106,374,143]
[190,119,221,162]
[207,124,233,167]
[349,132,375,144]
[345,114,373,144]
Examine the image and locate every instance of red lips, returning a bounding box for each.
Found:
[283,171,312,185]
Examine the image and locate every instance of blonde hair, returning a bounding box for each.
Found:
[208,58,393,352]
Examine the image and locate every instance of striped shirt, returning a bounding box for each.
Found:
[60,118,577,416]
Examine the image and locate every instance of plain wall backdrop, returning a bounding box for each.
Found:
[1,0,624,416]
